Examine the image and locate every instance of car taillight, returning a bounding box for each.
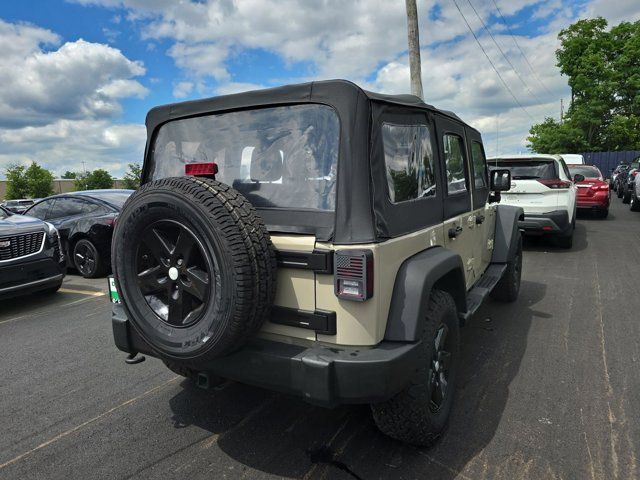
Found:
[631,171,638,178]
[185,162,218,178]
[334,250,373,301]
[537,179,571,189]
[592,184,609,191]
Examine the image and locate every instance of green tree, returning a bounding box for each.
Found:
[75,169,114,190]
[24,162,54,198]
[528,18,640,153]
[61,171,77,179]
[122,163,142,190]
[5,164,29,200]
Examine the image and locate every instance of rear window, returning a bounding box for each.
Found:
[568,165,602,179]
[492,159,557,180]
[150,104,340,211]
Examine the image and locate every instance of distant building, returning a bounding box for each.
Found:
[0,179,127,201]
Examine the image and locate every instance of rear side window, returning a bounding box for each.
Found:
[493,159,557,180]
[443,134,467,194]
[26,200,52,220]
[471,142,487,188]
[382,123,436,202]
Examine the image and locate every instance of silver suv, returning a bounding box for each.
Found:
[109,80,523,446]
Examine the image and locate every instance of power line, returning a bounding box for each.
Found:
[490,0,555,97]
[450,0,534,120]
[466,0,544,105]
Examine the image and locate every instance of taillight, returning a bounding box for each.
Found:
[185,162,218,178]
[537,179,571,189]
[334,250,373,301]
[592,184,609,191]
[631,171,638,179]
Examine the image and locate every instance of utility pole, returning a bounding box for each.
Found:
[560,98,564,124]
[405,0,424,100]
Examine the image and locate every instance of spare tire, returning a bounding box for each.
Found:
[112,176,277,361]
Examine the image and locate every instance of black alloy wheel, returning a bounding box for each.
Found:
[429,324,451,412]
[136,219,213,327]
[74,239,101,278]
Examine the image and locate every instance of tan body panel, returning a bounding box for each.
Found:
[316,224,445,346]
[259,210,496,348]
[259,235,316,341]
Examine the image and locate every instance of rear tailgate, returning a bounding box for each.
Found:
[259,234,318,341]
[495,159,561,214]
[501,179,560,214]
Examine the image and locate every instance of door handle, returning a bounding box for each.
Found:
[476,215,485,225]
[448,225,463,239]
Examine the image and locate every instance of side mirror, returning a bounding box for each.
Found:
[573,173,585,182]
[490,169,511,192]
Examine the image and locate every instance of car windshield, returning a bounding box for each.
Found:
[0,207,9,219]
[150,104,340,211]
[568,165,601,179]
[491,159,557,180]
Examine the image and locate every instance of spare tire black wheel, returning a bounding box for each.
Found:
[112,176,277,361]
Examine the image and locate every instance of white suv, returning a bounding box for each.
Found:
[488,154,578,248]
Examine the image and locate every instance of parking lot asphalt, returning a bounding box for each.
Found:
[1,198,639,480]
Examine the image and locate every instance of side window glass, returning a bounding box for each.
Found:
[382,123,436,203]
[443,134,467,195]
[471,142,488,189]
[26,201,50,220]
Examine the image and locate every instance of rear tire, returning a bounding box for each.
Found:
[371,290,460,447]
[617,187,624,198]
[490,233,522,302]
[41,282,62,295]
[630,191,640,211]
[622,190,631,204]
[73,239,105,278]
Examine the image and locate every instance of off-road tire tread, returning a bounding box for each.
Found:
[114,176,276,359]
[371,290,458,447]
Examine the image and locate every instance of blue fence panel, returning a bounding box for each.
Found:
[580,151,640,176]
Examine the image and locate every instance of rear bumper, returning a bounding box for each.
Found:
[112,304,420,407]
[577,194,609,210]
[0,257,65,299]
[518,209,571,236]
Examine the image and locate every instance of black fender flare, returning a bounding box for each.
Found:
[384,246,466,342]
[491,205,524,264]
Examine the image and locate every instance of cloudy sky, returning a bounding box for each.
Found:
[0,0,638,178]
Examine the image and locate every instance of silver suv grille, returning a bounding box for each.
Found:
[0,231,45,261]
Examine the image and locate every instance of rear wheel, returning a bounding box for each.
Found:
[617,186,624,198]
[623,189,631,204]
[491,233,522,302]
[630,191,640,211]
[371,290,459,447]
[73,239,105,278]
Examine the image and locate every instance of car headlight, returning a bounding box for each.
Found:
[44,222,58,236]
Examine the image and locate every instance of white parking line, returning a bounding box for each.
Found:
[0,376,180,470]
[0,294,106,326]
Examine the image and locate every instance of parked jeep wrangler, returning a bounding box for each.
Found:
[110,80,522,446]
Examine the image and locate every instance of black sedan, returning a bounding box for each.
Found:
[24,190,133,278]
[0,206,65,299]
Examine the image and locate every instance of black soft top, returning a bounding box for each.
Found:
[142,80,479,244]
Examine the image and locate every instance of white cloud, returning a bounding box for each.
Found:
[0,19,147,178]
[172,81,194,98]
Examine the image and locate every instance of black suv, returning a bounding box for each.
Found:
[0,206,65,299]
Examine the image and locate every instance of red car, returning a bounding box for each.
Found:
[568,164,610,218]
